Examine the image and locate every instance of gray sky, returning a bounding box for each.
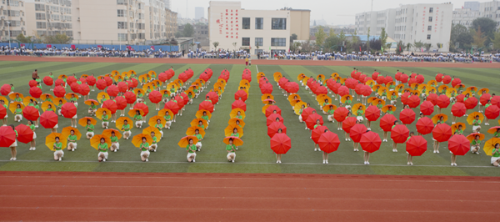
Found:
[172,0,487,25]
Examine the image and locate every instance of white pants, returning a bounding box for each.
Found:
[33,132,37,139]
[68,142,77,149]
[10,140,17,147]
[98,152,108,159]
[135,121,143,127]
[54,150,64,158]
[473,126,481,131]
[196,142,202,149]
[150,144,157,150]
[72,114,77,119]
[227,152,236,159]
[58,109,62,115]
[187,152,196,159]
[112,142,120,150]
[15,114,23,121]
[102,121,109,128]
[87,132,94,138]
[124,131,132,138]
[299,115,303,122]
[491,157,500,164]
[141,151,150,158]
[357,116,364,121]
[345,105,351,110]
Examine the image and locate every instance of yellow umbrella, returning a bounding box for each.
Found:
[132,134,153,148]
[178,135,198,148]
[58,74,68,79]
[322,104,337,113]
[261,94,274,101]
[287,94,300,102]
[22,96,36,106]
[318,96,332,106]
[0,96,8,105]
[230,108,246,120]
[95,108,111,120]
[166,83,178,92]
[395,84,405,92]
[134,88,146,96]
[8,92,24,101]
[466,133,485,142]
[426,86,437,95]
[190,118,208,129]
[294,102,307,115]
[111,70,119,76]
[451,122,466,134]
[113,75,123,82]
[317,74,325,80]
[387,91,398,99]
[365,80,375,86]
[372,99,386,107]
[196,110,212,119]
[148,115,166,127]
[40,94,54,101]
[41,101,56,112]
[446,88,457,97]
[352,103,365,115]
[225,124,244,137]
[290,99,302,107]
[367,97,379,105]
[54,98,67,106]
[142,83,154,91]
[341,95,353,103]
[478,88,489,95]
[316,94,329,102]
[64,93,79,100]
[223,137,244,146]
[262,99,275,105]
[302,77,310,84]
[410,83,419,89]
[417,84,428,92]
[372,84,382,92]
[427,80,437,86]
[45,133,67,151]
[262,105,270,114]
[240,79,250,87]
[128,109,145,118]
[9,102,24,114]
[377,87,388,96]
[160,89,170,97]
[483,138,500,156]
[97,92,110,103]
[84,100,99,106]
[90,135,112,150]
[61,127,82,140]
[273,72,282,82]
[382,105,396,113]
[385,81,395,87]
[148,70,157,77]
[228,118,246,128]
[158,109,174,119]
[297,73,306,81]
[467,112,484,125]
[186,126,206,138]
[142,126,161,142]
[331,72,339,78]
[454,84,465,90]
[78,117,97,127]
[103,129,122,140]
[432,114,448,124]
[438,85,449,93]
[258,72,266,79]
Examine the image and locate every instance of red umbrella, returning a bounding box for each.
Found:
[206,92,219,104]
[107,85,119,97]
[133,103,148,116]
[0,105,6,119]
[79,84,90,96]
[86,76,96,86]
[234,90,248,102]
[96,79,107,90]
[148,91,162,104]
[28,80,37,88]
[448,134,470,155]
[231,100,247,112]
[342,117,357,133]
[118,82,128,93]
[416,75,425,84]
[376,76,385,84]
[158,73,168,82]
[400,74,408,83]
[361,85,372,96]
[15,124,33,144]
[301,107,316,123]
[456,94,465,103]
[346,78,358,89]
[265,105,281,117]
[66,76,77,86]
[365,105,380,121]
[53,86,66,98]
[0,126,16,147]
[311,125,329,144]
[427,93,438,106]
[451,78,461,87]
[391,125,409,143]
[268,122,287,138]
[164,101,179,115]
[0,84,11,96]
[350,124,367,142]
[260,83,273,94]
[29,87,42,98]
[416,117,434,135]
[407,95,421,108]
[267,113,284,126]
[22,106,39,121]
[399,108,416,125]
[436,95,450,108]
[371,72,379,80]
[337,86,349,96]
[380,114,397,132]
[432,123,452,142]
[43,76,53,86]
[464,97,478,110]
[104,76,113,86]
[306,113,324,130]
[124,91,136,104]
[40,111,58,129]
[61,103,77,118]
[115,96,127,110]
[401,92,410,105]
[480,93,491,106]
[420,101,434,116]
[318,131,340,153]
[406,136,427,156]
[54,79,64,87]
[103,100,118,114]
[70,83,80,94]
[451,103,467,117]
[485,105,500,120]
[442,75,451,84]
[199,101,214,113]
[270,133,291,154]
[491,96,500,106]
[286,82,299,93]
[360,131,382,153]
[334,107,349,122]
[436,73,443,82]
[354,84,364,95]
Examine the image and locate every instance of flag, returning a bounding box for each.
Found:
[359,46,361,52]
[151,46,155,50]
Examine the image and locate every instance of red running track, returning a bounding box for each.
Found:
[1,55,500,68]
[0,171,498,221]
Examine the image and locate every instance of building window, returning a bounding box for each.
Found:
[36,13,46,20]
[117,0,127,5]
[429,17,433,22]
[271,38,286,46]
[271,18,286,30]
[118,33,128,41]
[255,37,263,46]
[117,22,127,29]
[36,22,46,29]
[35,4,45,11]
[138,33,145,39]
[242,17,250,29]
[428,25,432,31]
[242,37,250,46]
[427,34,431,40]
[255,18,263,30]
[117,10,125,17]
[138,13,144,19]
[429,7,433,13]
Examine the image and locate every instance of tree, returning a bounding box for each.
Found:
[315,26,327,48]
[16,34,32,43]
[351,30,358,45]
[472,18,496,42]
[414,41,424,51]
[492,31,500,50]
[329,28,336,37]
[183,23,194,37]
[213,41,219,51]
[406,42,413,52]
[436,43,442,52]
[369,39,381,52]
[424,43,432,52]
[290,42,301,52]
[384,43,392,52]
[43,34,72,44]
[290,33,298,44]
[324,35,341,52]
[473,26,487,49]
[380,28,388,51]
[175,31,183,38]
[366,28,371,51]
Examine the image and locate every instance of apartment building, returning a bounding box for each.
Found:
[355,9,396,36]
[0,0,27,40]
[452,8,480,28]
[479,0,500,28]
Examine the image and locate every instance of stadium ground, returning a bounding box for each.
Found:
[0,58,499,177]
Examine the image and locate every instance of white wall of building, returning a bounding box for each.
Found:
[479,1,500,29]
[452,8,480,28]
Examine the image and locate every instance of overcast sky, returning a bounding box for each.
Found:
[172,0,487,25]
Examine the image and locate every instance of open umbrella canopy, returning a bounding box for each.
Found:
[485,105,500,120]
[487,126,500,135]
[15,124,34,144]
[40,111,58,129]
[186,126,206,138]
[342,117,357,133]
[268,122,287,138]
[164,101,179,115]
[334,107,349,122]
[406,136,427,156]
[148,115,166,127]
[261,94,274,101]
[97,92,111,103]
[265,105,282,117]
[391,125,410,144]
[132,134,153,148]
[22,106,39,121]
[300,107,316,123]
[158,109,175,120]
[436,94,450,108]
[61,102,77,118]
[0,126,16,147]
[448,134,470,155]
[451,122,467,134]
[142,127,161,141]
[231,100,247,112]
[318,131,340,154]
[178,135,199,148]
[311,126,329,144]
[199,101,214,113]
[380,114,397,132]
[270,133,291,154]
[228,118,246,128]
[364,105,380,122]
[466,133,485,142]
[224,124,243,137]
[293,102,307,115]
[464,97,478,110]
[90,135,112,150]
[45,133,67,151]
[234,90,248,102]
[420,101,435,116]
[360,131,381,153]
[483,138,500,156]
[223,136,244,146]
[61,126,82,140]
[128,109,145,118]
[115,117,133,131]
[102,129,122,140]
[9,102,25,114]
[451,103,467,117]
[95,108,111,121]
[78,117,97,127]
[230,108,246,120]
[466,112,484,125]
[432,114,448,124]
[432,123,452,142]
[416,117,434,135]
[381,105,395,113]
[399,109,416,125]
[190,118,208,129]
[407,95,421,108]
[306,113,324,130]
[103,100,118,114]
[350,124,368,142]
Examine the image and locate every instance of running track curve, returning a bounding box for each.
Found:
[0,171,498,221]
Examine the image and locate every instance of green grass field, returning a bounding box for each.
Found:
[0,60,499,176]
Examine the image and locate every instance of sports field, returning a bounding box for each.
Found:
[0,59,499,177]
